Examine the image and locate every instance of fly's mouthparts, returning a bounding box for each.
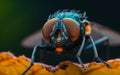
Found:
[55,46,63,53]
[55,42,63,53]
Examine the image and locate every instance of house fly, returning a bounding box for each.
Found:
[21,10,120,75]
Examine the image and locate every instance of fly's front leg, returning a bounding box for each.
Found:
[21,45,49,75]
[88,35,111,68]
[76,37,86,69]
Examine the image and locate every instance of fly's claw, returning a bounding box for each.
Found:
[81,64,86,70]
[94,57,112,69]
[105,62,112,69]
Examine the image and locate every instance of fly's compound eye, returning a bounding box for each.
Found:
[63,18,80,41]
[42,18,59,42]
[82,19,92,35]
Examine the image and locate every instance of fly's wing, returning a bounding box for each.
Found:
[91,22,120,46]
[21,30,48,48]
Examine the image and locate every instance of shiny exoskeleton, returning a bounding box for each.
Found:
[21,10,111,75]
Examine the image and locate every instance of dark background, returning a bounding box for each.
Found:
[0,0,120,65]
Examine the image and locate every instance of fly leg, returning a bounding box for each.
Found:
[85,37,109,49]
[86,37,110,60]
[76,37,86,69]
[21,45,50,75]
[88,35,111,68]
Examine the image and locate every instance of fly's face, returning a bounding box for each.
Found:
[42,18,81,53]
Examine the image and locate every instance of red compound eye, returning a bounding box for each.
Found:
[42,18,59,41]
[63,18,80,41]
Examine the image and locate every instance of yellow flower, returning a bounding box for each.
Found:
[0,52,120,75]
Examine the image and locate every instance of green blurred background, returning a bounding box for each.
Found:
[0,0,120,65]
